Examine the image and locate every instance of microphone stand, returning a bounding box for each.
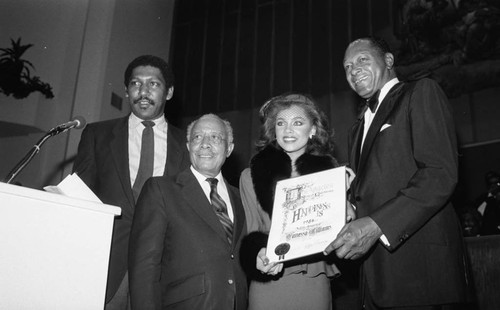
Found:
[3,125,72,184]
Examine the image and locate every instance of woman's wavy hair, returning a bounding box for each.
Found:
[255,92,335,156]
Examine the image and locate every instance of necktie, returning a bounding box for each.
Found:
[206,178,233,244]
[366,90,380,113]
[132,120,155,202]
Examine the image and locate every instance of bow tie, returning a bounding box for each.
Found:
[366,90,380,113]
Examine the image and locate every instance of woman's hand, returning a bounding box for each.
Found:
[345,166,356,190]
[256,247,283,276]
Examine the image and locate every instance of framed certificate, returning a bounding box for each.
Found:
[266,166,346,263]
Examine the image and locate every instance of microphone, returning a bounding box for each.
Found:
[3,116,87,184]
[54,116,87,131]
[48,116,87,135]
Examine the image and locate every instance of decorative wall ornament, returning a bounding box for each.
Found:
[394,0,500,98]
[0,37,54,99]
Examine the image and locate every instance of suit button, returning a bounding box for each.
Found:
[399,233,409,242]
[230,254,234,259]
[228,279,234,284]
[355,196,361,202]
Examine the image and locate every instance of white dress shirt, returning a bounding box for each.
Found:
[128,113,168,186]
[361,78,400,151]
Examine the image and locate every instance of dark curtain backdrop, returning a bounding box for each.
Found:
[168,0,394,186]
[169,0,393,116]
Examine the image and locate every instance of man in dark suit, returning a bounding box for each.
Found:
[324,37,470,309]
[128,113,248,310]
[475,170,500,235]
[73,55,190,309]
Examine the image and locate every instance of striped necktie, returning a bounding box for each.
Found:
[206,178,233,244]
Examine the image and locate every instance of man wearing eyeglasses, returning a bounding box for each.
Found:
[128,113,248,310]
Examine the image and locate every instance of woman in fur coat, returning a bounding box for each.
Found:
[239,93,351,310]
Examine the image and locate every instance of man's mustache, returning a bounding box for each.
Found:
[134,97,154,105]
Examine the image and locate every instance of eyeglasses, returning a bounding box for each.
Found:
[190,133,226,145]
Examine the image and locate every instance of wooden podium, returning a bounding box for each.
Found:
[0,182,121,310]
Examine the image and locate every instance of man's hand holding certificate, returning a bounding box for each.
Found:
[266,166,346,263]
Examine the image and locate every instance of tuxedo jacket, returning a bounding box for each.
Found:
[348,78,470,307]
[128,169,248,310]
[72,115,190,302]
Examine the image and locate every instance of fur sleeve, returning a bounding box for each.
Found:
[239,231,278,282]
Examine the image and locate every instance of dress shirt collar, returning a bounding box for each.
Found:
[190,166,223,185]
[376,77,400,113]
[129,113,167,130]
[361,78,400,149]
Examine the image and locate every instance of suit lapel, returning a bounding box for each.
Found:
[110,117,135,208]
[227,183,245,248]
[165,124,186,176]
[178,170,232,245]
[349,110,366,173]
[358,82,405,174]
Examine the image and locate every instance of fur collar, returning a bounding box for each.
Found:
[250,146,338,216]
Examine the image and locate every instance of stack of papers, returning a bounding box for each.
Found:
[44,173,102,203]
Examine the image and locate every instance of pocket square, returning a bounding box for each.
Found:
[380,124,391,132]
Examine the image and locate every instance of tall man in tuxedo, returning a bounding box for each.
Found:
[73,55,190,309]
[324,37,470,309]
[129,114,248,310]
